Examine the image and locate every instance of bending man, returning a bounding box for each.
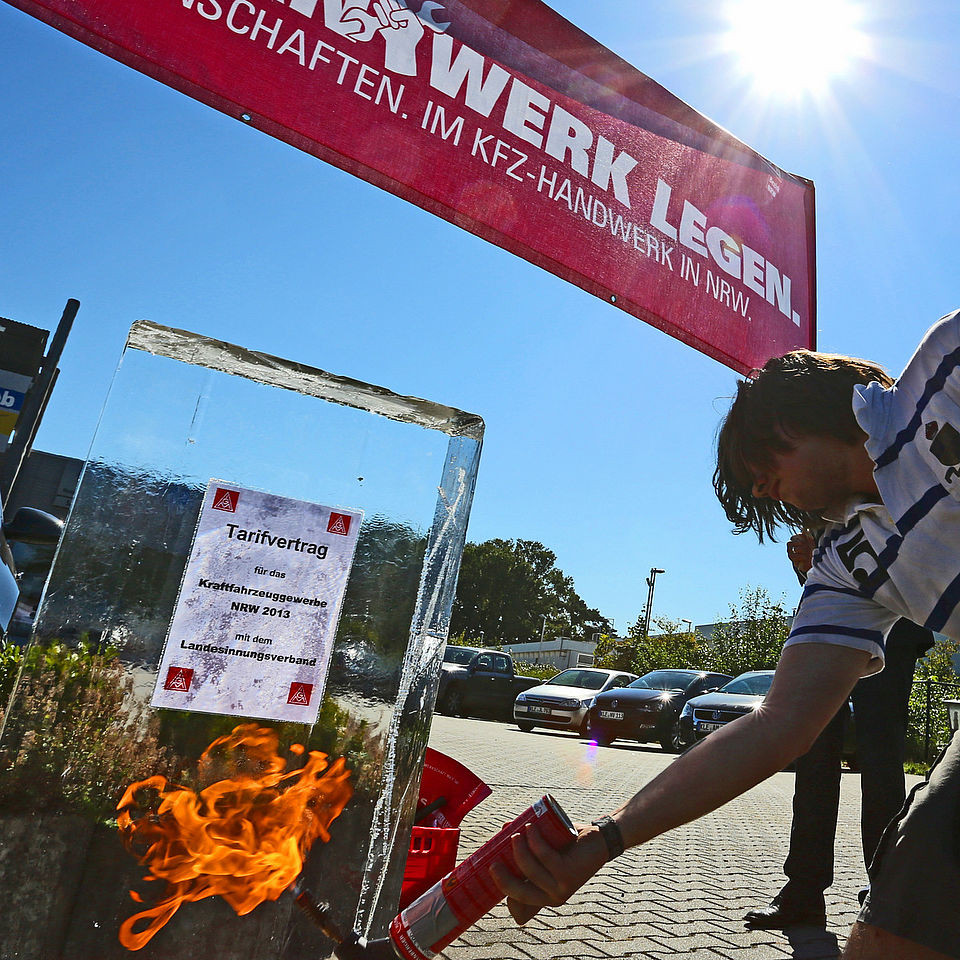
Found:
[745,530,932,929]
[492,308,960,960]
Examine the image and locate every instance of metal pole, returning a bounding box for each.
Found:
[1,299,79,511]
[924,679,932,763]
[642,568,665,638]
[538,614,546,662]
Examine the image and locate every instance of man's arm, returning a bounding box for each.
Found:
[491,642,872,923]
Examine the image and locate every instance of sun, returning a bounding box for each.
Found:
[722,0,871,98]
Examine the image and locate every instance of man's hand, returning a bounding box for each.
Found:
[489,821,609,925]
[787,530,815,576]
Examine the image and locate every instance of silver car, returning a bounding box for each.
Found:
[514,667,638,736]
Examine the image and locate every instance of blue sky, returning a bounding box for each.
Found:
[2,0,958,634]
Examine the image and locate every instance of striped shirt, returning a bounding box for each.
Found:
[784,308,960,675]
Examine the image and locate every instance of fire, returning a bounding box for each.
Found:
[116,723,352,951]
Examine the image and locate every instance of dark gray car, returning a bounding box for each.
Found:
[679,670,775,745]
[680,670,859,765]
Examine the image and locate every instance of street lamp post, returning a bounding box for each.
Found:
[682,619,694,635]
[539,614,547,661]
[642,567,665,638]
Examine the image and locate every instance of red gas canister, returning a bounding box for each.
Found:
[389,795,576,960]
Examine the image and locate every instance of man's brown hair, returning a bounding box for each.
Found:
[714,350,894,541]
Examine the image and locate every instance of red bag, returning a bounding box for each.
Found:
[399,749,491,909]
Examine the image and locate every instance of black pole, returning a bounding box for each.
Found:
[924,679,932,764]
[0,299,78,513]
[642,568,664,638]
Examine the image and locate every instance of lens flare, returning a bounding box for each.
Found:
[577,740,600,786]
[722,0,871,98]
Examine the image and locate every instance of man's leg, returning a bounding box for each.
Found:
[781,706,845,901]
[850,633,917,870]
[744,708,844,927]
[856,731,960,959]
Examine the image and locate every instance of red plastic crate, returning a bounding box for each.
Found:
[399,825,460,910]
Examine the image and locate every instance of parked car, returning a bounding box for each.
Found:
[0,514,17,640]
[679,669,859,764]
[436,646,540,721]
[587,668,733,751]
[440,644,483,667]
[4,507,63,642]
[679,670,775,746]
[513,668,638,736]
[0,504,63,642]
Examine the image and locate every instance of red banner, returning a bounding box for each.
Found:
[7,0,816,371]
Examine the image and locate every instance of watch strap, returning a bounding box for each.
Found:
[591,815,625,861]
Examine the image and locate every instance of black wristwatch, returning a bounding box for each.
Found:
[591,816,625,861]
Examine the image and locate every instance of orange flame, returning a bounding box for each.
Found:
[116,723,352,951]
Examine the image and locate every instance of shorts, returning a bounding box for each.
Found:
[859,728,960,958]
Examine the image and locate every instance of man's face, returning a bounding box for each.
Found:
[749,433,863,516]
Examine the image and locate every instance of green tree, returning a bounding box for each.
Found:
[596,588,789,679]
[698,586,790,677]
[592,632,636,672]
[450,539,609,645]
[906,634,960,765]
[595,618,700,675]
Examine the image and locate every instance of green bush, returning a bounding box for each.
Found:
[905,635,960,766]
[0,639,24,720]
[512,660,559,682]
[0,639,177,819]
[0,637,388,819]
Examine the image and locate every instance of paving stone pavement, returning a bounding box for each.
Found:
[426,715,923,960]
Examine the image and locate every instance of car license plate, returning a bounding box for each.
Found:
[698,721,724,732]
[530,705,552,715]
[598,710,624,720]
